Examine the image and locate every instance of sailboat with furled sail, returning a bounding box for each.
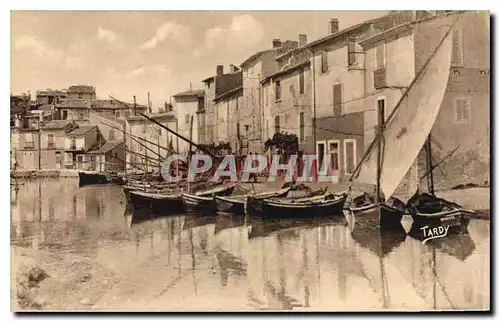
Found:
[348,16,458,230]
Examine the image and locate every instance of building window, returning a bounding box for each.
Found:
[70,138,76,149]
[451,28,464,67]
[299,68,305,94]
[343,139,357,175]
[348,37,356,66]
[333,84,342,116]
[376,98,386,133]
[252,116,257,138]
[185,114,190,124]
[275,80,281,100]
[115,110,121,118]
[124,111,130,118]
[47,134,55,149]
[328,140,340,171]
[455,98,471,122]
[376,43,386,70]
[274,115,280,134]
[299,112,305,142]
[62,110,68,120]
[316,141,326,172]
[321,51,328,73]
[109,129,116,141]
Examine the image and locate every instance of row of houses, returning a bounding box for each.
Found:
[173,10,490,188]
[11,84,179,173]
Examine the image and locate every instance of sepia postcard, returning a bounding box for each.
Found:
[10,10,490,312]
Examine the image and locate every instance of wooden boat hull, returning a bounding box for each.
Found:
[252,193,348,220]
[129,190,185,222]
[78,172,109,187]
[409,207,472,232]
[349,202,405,231]
[215,187,291,214]
[181,185,236,214]
[182,194,217,214]
[215,197,246,214]
[407,192,473,232]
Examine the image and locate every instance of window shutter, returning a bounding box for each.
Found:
[376,44,385,70]
[348,37,356,66]
[451,28,464,66]
[321,51,328,73]
[333,84,342,116]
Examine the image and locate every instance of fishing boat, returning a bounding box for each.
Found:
[214,187,291,214]
[78,171,109,187]
[129,190,185,215]
[249,190,349,220]
[181,184,237,214]
[407,192,473,232]
[348,22,457,230]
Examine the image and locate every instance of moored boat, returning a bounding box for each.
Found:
[181,184,237,214]
[214,187,291,214]
[78,171,109,187]
[248,190,349,220]
[406,191,473,232]
[348,194,407,231]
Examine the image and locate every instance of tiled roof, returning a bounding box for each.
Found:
[67,125,96,136]
[41,120,74,130]
[90,111,126,125]
[88,141,123,154]
[173,89,205,98]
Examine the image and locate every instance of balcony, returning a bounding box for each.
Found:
[24,142,35,150]
[374,68,387,89]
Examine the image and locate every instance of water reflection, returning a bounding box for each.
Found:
[11,180,490,311]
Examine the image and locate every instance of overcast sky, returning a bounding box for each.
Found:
[11,11,386,110]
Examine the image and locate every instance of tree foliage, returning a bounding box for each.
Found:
[198,141,231,156]
[264,132,299,155]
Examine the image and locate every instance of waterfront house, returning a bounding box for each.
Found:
[64,125,98,170]
[201,65,242,147]
[239,39,298,153]
[173,89,205,154]
[302,11,427,181]
[87,141,126,172]
[213,85,243,153]
[125,112,177,172]
[260,34,314,154]
[359,10,490,189]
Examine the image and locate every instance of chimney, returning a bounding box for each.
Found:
[272,38,282,48]
[329,19,339,35]
[216,65,224,76]
[229,64,239,73]
[298,34,307,47]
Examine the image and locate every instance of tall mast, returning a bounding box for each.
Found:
[426,135,435,195]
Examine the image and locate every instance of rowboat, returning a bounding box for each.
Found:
[181,184,237,214]
[214,187,291,214]
[248,190,349,220]
[78,171,109,187]
[406,192,473,231]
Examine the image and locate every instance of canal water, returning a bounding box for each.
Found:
[11,179,490,311]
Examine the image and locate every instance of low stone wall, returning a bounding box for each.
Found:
[11,169,79,179]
